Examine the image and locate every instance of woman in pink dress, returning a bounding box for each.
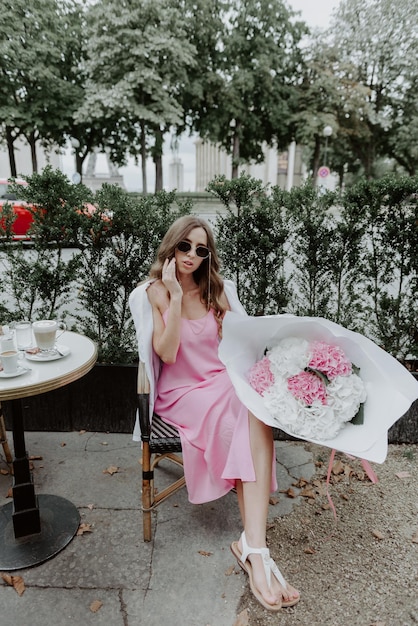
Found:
[146,215,300,612]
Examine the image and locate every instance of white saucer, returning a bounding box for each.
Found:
[24,344,70,362]
[0,365,31,378]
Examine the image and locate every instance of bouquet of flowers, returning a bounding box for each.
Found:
[219,312,418,463]
[248,337,367,440]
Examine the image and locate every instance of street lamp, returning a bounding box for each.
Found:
[322,125,333,167]
[70,138,81,184]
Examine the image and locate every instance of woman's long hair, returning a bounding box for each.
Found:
[149,216,226,319]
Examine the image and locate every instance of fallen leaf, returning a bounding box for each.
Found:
[280,487,296,498]
[198,550,213,557]
[60,442,66,447]
[90,600,103,613]
[225,565,235,576]
[233,608,250,626]
[101,441,108,446]
[103,465,119,475]
[77,522,93,536]
[269,496,279,505]
[371,529,385,540]
[29,455,43,461]
[6,487,12,498]
[395,471,411,479]
[300,488,316,499]
[344,463,353,478]
[87,504,95,510]
[332,459,345,475]
[340,493,349,501]
[411,530,418,544]
[293,477,309,488]
[1,574,25,596]
[304,547,316,554]
[0,469,9,475]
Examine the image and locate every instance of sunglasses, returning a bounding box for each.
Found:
[176,240,210,259]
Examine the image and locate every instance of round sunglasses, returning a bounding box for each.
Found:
[176,240,210,259]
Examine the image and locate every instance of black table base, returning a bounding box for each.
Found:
[0,398,80,570]
[0,494,80,570]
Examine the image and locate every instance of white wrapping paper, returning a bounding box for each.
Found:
[219,312,418,463]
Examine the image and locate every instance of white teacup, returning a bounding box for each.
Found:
[0,349,19,374]
[32,320,66,353]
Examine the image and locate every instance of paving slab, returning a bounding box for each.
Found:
[0,431,315,626]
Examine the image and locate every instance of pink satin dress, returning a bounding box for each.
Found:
[153,308,277,504]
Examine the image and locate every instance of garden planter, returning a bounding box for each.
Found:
[3,363,138,434]
[388,372,418,444]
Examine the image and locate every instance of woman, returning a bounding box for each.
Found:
[131,215,300,612]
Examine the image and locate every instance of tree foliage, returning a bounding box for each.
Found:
[323,0,418,178]
[0,0,85,173]
[209,174,291,314]
[196,0,306,176]
[79,0,197,192]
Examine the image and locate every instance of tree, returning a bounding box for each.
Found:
[195,0,306,178]
[0,0,85,174]
[385,77,418,176]
[79,0,196,193]
[291,40,370,184]
[325,0,418,178]
[209,174,291,314]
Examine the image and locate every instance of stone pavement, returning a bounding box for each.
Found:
[0,432,315,626]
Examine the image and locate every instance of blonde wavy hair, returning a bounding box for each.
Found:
[149,215,227,320]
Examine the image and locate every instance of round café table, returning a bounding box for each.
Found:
[0,331,97,570]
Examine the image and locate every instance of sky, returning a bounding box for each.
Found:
[61,0,341,192]
[289,0,339,29]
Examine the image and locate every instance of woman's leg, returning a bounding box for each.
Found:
[236,411,299,607]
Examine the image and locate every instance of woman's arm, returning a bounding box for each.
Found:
[148,259,183,364]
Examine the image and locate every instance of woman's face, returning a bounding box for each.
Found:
[174,227,209,277]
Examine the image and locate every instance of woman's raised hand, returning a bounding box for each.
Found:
[162,258,182,298]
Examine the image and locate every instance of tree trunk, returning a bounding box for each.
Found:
[27,131,38,173]
[153,128,164,192]
[75,151,85,182]
[141,122,147,195]
[231,126,240,179]
[6,126,17,178]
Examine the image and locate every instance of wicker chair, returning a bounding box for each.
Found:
[137,361,186,541]
[0,402,13,469]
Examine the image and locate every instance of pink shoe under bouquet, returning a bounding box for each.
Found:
[248,337,367,440]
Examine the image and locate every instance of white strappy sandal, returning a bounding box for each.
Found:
[230,531,300,611]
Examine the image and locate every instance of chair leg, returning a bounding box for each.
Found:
[140,447,186,541]
[141,441,153,542]
[0,403,13,468]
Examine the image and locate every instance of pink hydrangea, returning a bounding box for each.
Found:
[308,341,352,380]
[287,371,328,406]
[248,356,274,395]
